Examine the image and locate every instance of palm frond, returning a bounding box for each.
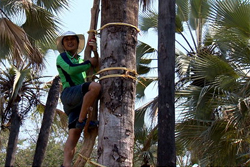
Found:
[136,41,157,77]
[208,0,250,69]
[139,9,158,33]
[176,0,189,22]
[0,0,25,18]
[135,96,158,127]
[0,18,42,65]
[36,0,69,14]
[11,66,29,99]
[136,78,156,99]
[22,4,62,46]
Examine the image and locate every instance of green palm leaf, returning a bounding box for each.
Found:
[22,5,61,49]
[11,66,29,99]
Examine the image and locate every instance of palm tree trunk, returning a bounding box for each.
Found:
[157,0,176,166]
[32,76,60,166]
[5,103,21,167]
[97,0,138,166]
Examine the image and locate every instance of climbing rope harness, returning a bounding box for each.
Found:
[97,67,137,81]
[87,22,140,35]
[87,67,146,87]
[77,153,106,167]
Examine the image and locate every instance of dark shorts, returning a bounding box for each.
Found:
[61,82,91,129]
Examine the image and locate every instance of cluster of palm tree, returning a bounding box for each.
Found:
[0,0,160,166]
[0,0,69,166]
[3,0,250,166]
[135,0,250,166]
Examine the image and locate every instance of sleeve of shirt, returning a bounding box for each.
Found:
[56,55,91,75]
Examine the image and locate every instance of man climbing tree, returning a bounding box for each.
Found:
[97,0,139,166]
[56,31,101,167]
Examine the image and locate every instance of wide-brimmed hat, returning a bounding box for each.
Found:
[56,31,85,54]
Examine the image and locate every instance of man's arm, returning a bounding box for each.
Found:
[88,39,100,70]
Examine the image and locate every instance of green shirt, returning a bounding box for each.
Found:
[56,52,91,90]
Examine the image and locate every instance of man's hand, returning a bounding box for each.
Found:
[88,38,97,52]
[87,37,99,70]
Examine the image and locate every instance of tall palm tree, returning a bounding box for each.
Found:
[157,0,176,166]
[32,76,61,166]
[136,0,219,165]
[97,0,139,166]
[0,65,45,166]
[96,0,159,166]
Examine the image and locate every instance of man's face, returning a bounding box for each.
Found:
[62,35,79,53]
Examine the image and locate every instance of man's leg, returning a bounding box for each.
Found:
[78,82,101,123]
[63,128,82,167]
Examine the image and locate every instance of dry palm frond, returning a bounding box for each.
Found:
[0,18,43,66]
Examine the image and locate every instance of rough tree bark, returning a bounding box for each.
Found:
[157,0,176,166]
[97,0,138,166]
[32,76,60,166]
[5,103,21,167]
[73,0,100,166]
